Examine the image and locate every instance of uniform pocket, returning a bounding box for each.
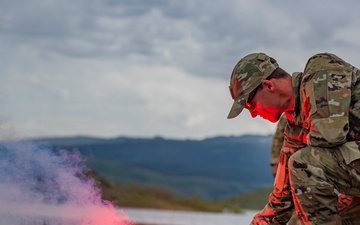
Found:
[309,116,348,147]
[339,141,360,165]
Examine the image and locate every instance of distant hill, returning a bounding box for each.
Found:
[31,135,274,200]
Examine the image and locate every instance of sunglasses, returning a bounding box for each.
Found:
[245,84,262,110]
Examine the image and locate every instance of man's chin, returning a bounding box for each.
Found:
[268,118,278,123]
[262,116,278,123]
[258,111,280,122]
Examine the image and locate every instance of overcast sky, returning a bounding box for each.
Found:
[1,0,360,140]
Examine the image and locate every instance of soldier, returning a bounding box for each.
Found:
[227,52,360,224]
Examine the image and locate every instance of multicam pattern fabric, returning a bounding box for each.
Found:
[287,143,360,225]
[270,114,287,166]
[251,53,360,225]
[269,116,355,224]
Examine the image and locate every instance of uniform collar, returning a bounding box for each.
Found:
[291,72,303,121]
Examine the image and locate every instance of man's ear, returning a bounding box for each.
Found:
[262,80,275,92]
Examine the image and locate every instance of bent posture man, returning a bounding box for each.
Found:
[227,52,360,224]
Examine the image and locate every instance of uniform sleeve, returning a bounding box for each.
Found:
[251,150,293,225]
[302,60,352,148]
[270,115,287,166]
[251,120,307,225]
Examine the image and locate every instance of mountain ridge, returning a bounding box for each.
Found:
[30,134,275,200]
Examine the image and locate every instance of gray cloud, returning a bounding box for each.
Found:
[1,0,360,139]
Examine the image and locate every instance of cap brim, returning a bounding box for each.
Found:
[227,100,245,119]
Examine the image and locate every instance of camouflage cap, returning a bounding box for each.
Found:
[227,53,279,119]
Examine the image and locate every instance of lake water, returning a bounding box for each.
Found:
[123,207,258,225]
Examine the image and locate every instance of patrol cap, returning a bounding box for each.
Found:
[227,53,279,119]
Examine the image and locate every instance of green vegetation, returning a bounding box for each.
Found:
[88,170,272,213]
[216,187,273,210]
[93,171,230,212]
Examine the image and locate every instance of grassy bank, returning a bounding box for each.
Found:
[89,171,272,213]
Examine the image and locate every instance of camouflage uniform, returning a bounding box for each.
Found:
[227,53,360,224]
[271,114,287,167]
[269,112,356,225]
[270,114,299,224]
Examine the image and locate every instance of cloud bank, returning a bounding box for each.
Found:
[1,0,360,139]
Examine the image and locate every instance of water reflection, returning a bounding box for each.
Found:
[124,208,257,225]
